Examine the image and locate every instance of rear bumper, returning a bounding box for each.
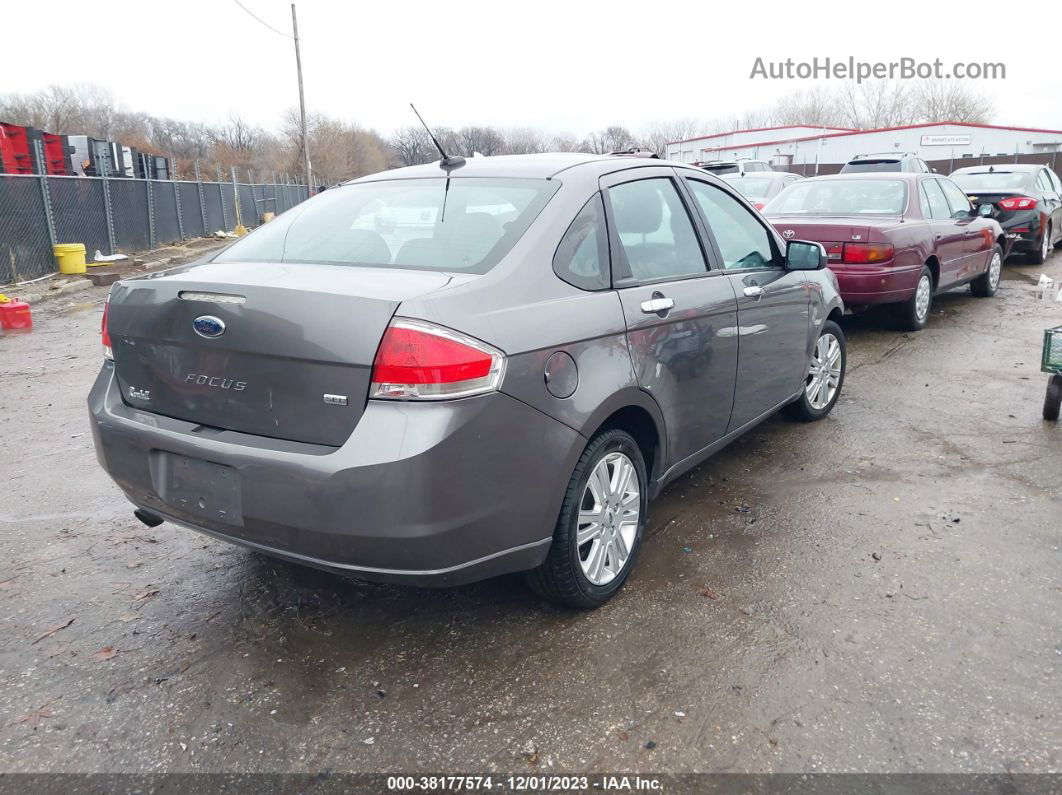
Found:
[829,262,923,306]
[89,364,583,586]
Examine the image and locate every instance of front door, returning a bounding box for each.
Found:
[681,175,811,431]
[601,170,739,469]
[920,178,968,286]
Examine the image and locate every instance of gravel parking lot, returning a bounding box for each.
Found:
[0,253,1059,775]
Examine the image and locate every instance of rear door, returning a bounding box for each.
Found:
[920,178,967,286]
[681,174,810,432]
[601,168,739,467]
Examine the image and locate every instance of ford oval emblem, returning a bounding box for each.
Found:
[193,315,226,338]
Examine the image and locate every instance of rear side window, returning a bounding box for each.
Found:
[608,178,707,282]
[553,194,610,291]
[214,177,557,274]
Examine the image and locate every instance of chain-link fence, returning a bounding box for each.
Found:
[0,172,309,284]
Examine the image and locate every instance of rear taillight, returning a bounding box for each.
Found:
[842,243,895,264]
[997,196,1038,211]
[101,299,113,360]
[370,319,505,400]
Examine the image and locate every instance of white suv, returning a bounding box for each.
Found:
[699,159,774,176]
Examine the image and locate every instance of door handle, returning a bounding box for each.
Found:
[640,296,675,314]
[743,285,764,298]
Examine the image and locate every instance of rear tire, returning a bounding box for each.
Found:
[1028,223,1051,265]
[971,245,1002,298]
[784,320,846,422]
[525,429,647,609]
[894,266,933,331]
[1045,375,1062,422]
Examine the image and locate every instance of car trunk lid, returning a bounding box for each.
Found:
[107,261,458,446]
[767,216,896,264]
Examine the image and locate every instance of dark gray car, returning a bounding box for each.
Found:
[89,154,845,608]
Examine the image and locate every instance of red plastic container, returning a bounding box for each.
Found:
[0,299,32,332]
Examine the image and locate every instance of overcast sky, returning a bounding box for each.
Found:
[7,0,1061,136]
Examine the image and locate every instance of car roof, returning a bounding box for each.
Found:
[850,152,918,161]
[721,171,800,180]
[802,172,923,183]
[348,153,684,183]
[951,164,1041,174]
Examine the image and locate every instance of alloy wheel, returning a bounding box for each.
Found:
[577,452,640,586]
[805,332,842,410]
[1043,228,1051,262]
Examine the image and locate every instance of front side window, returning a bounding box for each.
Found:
[920,179,952,220]
[553,194,610,291]
[687,180,779,270]
[214,177,557,274]
[607,178,707,282]
[938,178,973,218]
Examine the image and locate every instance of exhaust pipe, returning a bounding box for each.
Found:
[134,509,164,528]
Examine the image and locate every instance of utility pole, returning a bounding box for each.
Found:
[291,3,312,193]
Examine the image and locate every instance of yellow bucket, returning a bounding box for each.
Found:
[53,243,87,275]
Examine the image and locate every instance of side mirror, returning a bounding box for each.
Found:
[978,203,993,217]
[785,240,827,271]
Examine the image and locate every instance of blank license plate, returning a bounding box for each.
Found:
[156,453,242,526]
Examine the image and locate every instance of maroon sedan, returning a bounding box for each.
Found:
[763,173,1004,330]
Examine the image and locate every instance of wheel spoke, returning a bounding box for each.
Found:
[585,538,606,581]
[577,518,602,545]
[612,527,630,561]
[611,457,633,501]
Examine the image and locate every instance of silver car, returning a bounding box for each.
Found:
[89,154,845,608]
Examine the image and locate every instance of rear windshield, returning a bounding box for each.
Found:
[723,177,773,198]
[951,171,1033,191]
[214,177,557,273]
[702,164,739,175]
[841,160,901,173]
[764,179,907,216]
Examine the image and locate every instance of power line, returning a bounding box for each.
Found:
[232,0,292,38]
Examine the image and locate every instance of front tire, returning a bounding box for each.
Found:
[971,245,1002,298]
[894,266,933,331]
[1028,223,1051,265]
[784,320,846,422]
[525,429,647,609]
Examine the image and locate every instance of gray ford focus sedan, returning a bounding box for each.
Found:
[89,153,845,608]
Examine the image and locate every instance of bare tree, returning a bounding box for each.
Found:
[638,118,705,157]
[389,125,436,166]
[581,125,636,154]
[457,125,504,156]
[547,132,582,152]
[910,81,993,123]
[502,126,547,155]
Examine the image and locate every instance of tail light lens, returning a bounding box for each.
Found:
[370,319,505,400]
[997,196,1037,211]
[843,243,895,264]
[101,299,113,360]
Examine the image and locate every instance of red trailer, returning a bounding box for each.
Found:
[0,122,35,174]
